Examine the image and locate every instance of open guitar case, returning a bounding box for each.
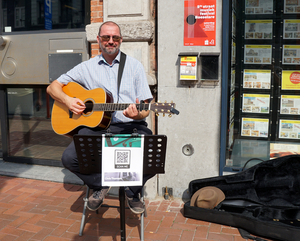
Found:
[184,155,300,241]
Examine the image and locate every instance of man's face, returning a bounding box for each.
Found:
[97,24,122,56]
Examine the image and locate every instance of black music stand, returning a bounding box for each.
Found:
[73,134,167,240]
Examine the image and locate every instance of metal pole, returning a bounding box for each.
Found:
[79,186,90,236]
[219,0,230,176]
[119,187,126,240]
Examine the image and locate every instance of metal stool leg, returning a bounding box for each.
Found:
[119,187,126,240]
[79,185,90,236]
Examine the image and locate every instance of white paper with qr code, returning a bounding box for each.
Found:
[102,134,144,186]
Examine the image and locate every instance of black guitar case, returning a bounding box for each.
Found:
[184,155,300,241]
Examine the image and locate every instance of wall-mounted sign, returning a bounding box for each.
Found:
[184,0,216,46]
[179,56,198,80]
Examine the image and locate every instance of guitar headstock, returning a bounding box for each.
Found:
[150,101,180,117]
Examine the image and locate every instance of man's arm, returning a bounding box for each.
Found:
[46,80,86,115]
[123,98,150,120]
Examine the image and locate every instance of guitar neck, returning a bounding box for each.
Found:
[93,103,150,112]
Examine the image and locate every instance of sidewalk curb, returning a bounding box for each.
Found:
[0,159,83,185]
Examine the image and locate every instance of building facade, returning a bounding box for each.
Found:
[1,0,299,199]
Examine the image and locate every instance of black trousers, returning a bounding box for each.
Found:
[62,121,155,197]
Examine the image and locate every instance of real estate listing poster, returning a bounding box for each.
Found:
[243,69,271,89]
[241,118,269,137]
[284,19,300,39]
[242,94,270,113]
[280,95,300,115]
[279,119,300,139]
[282,45,300,65]
[244,45,272,64]
[284,0,300,14]
[245,20,272,40]
[245,0,273,15]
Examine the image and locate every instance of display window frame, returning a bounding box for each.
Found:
[222,0,300,172]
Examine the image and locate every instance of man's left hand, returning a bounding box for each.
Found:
[123,98,149,120]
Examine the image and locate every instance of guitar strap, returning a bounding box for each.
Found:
[117,51,127,103]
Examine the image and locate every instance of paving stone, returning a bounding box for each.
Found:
[0,175,245,241]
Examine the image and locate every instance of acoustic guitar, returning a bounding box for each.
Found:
[51,82,179,135]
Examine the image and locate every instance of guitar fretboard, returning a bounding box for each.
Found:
[93,103,150,112]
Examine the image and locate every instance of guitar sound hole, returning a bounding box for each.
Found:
[84,101,94,114]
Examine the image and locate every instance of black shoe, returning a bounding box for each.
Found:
[125,193,145,214]
[87,187,110,211]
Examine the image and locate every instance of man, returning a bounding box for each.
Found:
[47,21,154,214]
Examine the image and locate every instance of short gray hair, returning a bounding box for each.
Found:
[98,21,122,36]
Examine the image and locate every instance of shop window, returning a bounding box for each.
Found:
[225,0,300,171]
[1,0,88,32]
[15,7,25,28]
[6,87,71,161]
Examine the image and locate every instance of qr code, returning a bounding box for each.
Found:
[115,150,130,168]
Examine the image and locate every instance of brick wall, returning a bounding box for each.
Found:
[90,0,103,57]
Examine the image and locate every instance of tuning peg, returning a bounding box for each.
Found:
[163,113,165,117]
[156,113,159,117]
[158,100,161,103]
[168,114,172,118]
[171,100,173,103]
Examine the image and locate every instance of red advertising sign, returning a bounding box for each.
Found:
[184,0,216,46]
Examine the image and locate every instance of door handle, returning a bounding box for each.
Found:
[0,36,6,46]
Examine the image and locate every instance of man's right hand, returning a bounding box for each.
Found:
[47,80,86,115]
[65,96,86,115]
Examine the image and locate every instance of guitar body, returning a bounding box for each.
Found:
[51,82,112,135]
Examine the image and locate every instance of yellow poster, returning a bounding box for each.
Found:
[282,70,300,90]
[179,56,197,80]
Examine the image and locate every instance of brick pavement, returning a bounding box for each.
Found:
[0,175,247,241]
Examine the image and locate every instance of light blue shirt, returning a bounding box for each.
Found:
[57,51,153,123]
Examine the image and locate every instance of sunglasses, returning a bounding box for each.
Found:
[99,35,122,42]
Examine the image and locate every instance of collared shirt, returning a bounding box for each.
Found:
[57,51,153,123]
